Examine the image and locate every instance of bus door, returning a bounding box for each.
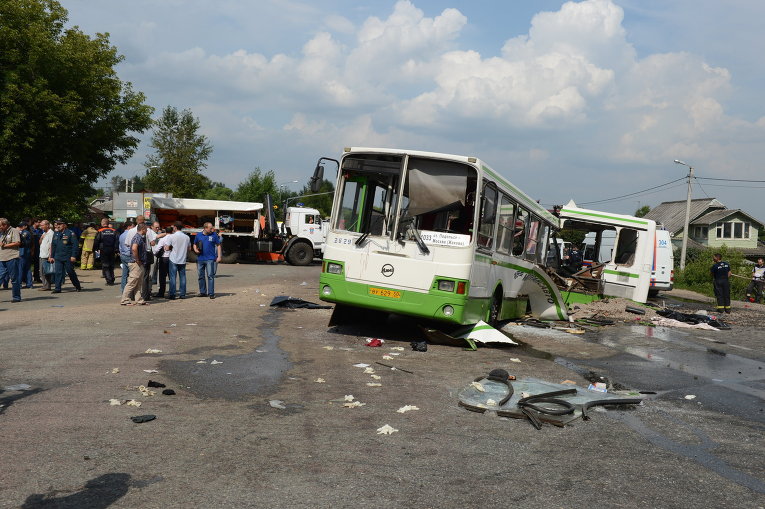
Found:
[471,182,498,297]
[601,226,653,302]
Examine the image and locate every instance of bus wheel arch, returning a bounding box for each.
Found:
[487,284,503,326]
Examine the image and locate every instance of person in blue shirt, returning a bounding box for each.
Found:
[48,218,82,293]
[710,253,731,314]
[118,221,135,292]
[193,222,222,299]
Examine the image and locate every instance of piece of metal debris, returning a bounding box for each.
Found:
[396,405,419,413]
[376,424,398,435]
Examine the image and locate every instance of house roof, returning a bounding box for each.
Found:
[643,198,725,234]
[92,200,114,213]
[692,209,764,227]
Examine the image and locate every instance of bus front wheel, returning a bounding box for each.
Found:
[488,290,502,326]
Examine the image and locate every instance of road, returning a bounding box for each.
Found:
[1,264,763,508]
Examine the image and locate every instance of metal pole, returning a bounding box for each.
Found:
[679,164,694,271]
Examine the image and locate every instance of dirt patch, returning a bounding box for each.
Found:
[567,297,658,323]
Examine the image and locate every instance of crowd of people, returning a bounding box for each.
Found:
[0,216,221,306]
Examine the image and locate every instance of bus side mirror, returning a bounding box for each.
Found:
[310,164,324,193]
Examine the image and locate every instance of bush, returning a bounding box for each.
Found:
[674,246,750,299]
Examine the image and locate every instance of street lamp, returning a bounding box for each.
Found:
[674,159,694,271]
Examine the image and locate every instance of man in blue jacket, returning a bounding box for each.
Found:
[193,222,222,299]
[49,218,82,293]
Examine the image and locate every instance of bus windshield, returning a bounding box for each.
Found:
[334,154,478,243]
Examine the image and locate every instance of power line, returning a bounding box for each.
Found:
[696,176,765,182]
[578,177,686,205]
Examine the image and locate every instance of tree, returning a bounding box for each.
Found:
[0,0,153,219]
[294,180,335,217]
[635,205,651,218]
[200,181,234,201]
[142,106,213,197]
[110,174,144,193]
[234,168,278,203]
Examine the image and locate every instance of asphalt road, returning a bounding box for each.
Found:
[1,264,764,508]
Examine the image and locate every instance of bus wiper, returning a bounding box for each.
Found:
[398,216,429,255]
[355,231,370,246]
[408,223,430,255]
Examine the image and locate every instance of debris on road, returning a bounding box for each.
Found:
[458,372,642,429]
[143,370,159,373]
[382,355,394,360]
[353,363,370,368]
[315,378,326,383]
[375,362,413,374]
[397,405,419,413]
[376,424,398,435]
[162,389,176,396]
[109,399,122,406]
[144,348,162,354]
[269,400,287,409]
[210,360,223,365]
[147,380,166,388]
[3,384,32,391]
[366,338,384,347]
[684,394,697,400]
[111,368,120,374]
[270,295,332,309]
[344,400,366,408]
[130,414,156,423]
[410,340,428,352]
[126,400,141,407]
[138,386,156,397]
[367,382,382,387]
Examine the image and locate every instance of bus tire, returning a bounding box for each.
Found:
[488,288,502,326]
[287,242,313,266]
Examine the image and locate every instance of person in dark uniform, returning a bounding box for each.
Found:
[49,218,82,293]
[17,221,33,288]
[710,253,731,314]
[94,218,118,285]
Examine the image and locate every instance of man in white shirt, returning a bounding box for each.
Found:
[153,226,173,298]
[38,220,54,291]
[141,220,160,301]
[166,221,190,299]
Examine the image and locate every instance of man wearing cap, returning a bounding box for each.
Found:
[49,219,82,293]
[0,217,22,302]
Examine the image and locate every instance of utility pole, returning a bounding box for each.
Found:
[674,159,694,271]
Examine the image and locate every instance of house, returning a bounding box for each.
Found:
[644,198,765,258]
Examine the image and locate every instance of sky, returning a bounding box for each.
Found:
[63,0,765,220]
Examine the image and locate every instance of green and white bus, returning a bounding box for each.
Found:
[315,147,568,325]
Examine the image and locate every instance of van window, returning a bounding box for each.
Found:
[496,195,515,254]
[477,184,497,249]
[512,208,529,256]
[614,229,638,266]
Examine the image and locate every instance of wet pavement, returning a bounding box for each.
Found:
[1,265,764,507]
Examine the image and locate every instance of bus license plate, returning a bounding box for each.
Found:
[369,287,401,299]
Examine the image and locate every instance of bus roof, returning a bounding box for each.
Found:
[560,200,655,230]
[344,147,556,224]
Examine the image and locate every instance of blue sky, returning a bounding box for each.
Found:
[63,0,765,220]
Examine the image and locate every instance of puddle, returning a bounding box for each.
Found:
[160,311,292,400]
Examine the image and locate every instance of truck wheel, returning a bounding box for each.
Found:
[287,242,313,266]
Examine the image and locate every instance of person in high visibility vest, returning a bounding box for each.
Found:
[79,222,99,269]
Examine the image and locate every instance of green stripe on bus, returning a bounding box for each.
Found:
[561,208,648,225]
[474,254,566,320]
[603,269,640,278]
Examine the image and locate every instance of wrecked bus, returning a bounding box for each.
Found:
[555,201,658,304]
[315,147,568,325]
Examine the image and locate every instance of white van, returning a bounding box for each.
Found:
[649,229,674,296]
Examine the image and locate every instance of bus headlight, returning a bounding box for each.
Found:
[438,280,455,292]
[443,305,454,316]
[326,262,342,274]
[322,285,332,296]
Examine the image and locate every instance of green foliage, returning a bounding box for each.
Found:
[233,168,277,203]
[281,180,335,217]
[634,205,650,218]
[674,245,750,298]
[0,0,153,220]
[200,181,234,201]
[558,228,586,247]
[110,174,144,193]
[143,106,213,197]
